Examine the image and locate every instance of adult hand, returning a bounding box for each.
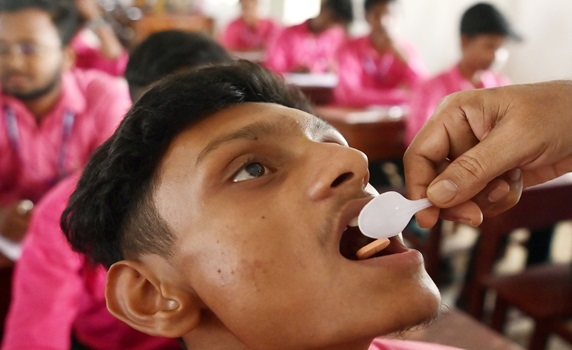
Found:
[404,80,572,228]
[0,201,33,241]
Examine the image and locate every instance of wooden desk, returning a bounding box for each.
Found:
[400,307,524,350]
[284,73,337,106]
[314,105,407,162]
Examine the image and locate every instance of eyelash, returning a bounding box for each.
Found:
[232,157,272,183]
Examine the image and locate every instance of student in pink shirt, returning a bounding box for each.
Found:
[1,30,231,350]
[334,0,426,107]
[0,0,130,336]
[60,60,462,350]
[264,0,353,74]
[71,0,129,77]
[220,0,281,52]
[406,2,520,145]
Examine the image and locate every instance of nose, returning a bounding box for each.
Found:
[307,143,370,201]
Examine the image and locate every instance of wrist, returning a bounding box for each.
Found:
[85,16,109,31]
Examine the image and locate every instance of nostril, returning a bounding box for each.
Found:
[331,172,353,188]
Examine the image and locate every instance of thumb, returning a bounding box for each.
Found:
[426,133,517,207]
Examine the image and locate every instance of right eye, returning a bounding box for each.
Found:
[232,162,270,182]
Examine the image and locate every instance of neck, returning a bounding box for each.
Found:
[21,83,62,122]
[458,61,481,86]
[309,16,329,34]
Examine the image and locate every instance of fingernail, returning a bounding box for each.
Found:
[427,180,458,204]
[487,186,509,203]
[509,168,522,182]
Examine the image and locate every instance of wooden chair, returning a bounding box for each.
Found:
[485,263,572,350]
[454,177,572,321]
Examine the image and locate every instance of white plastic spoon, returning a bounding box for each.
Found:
[358,191,432,239]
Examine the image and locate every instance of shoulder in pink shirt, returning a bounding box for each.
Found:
[0,68,130,205]
[2,173,182,350]
[221,17,281,51]
[333,35,427,107]
[406,64,509,144]
[264,20,347,74]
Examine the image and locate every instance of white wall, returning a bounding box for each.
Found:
[202,0,572,84]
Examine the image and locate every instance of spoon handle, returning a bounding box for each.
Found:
[406,198,432,214]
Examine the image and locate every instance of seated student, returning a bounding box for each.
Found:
[264,0,353,74]
[71,0,129,76]
[1,31,231,350]
[333,0,426,107]
[219,0,281,53]
[60,60,461,350]
[406,2,519,144]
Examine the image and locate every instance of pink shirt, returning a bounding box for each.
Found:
[370,338,462,349]
[71,31,129,77]
[264,20,347,74]
[220,17,281,51]
[406,64,509,145]
[333,36,427,107]
[0,68,130,205]
[2,174,182,350]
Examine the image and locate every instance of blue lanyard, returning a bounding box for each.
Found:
[3,105,76,180]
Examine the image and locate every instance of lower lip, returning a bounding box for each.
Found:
[357,248,425,271]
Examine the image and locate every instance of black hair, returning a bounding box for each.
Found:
[125,30,232,102]
[0,0,79,46]
[61,60,313,269]
[364,0,396,14]
[323,0,354,24]
[460,2,521,40]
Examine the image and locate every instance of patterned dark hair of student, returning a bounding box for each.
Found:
[124,30,233,102]
[460,2,521,41]
[61,60,313,269]
[323,0,354,24]
[364,0,396,14]
[0,0,79,46]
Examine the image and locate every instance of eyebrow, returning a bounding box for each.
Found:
[195,114,338,165]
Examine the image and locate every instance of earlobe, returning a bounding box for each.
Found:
[105,260,201,338]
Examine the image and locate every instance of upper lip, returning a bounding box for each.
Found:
[335,196,374,243]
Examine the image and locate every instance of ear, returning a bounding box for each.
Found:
[105,259,201,338]
[62,45,76,70]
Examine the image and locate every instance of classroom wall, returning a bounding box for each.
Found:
[202,0,572,84]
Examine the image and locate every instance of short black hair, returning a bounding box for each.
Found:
[460,2,521,40]
[323,0,354,24]
[0,0,79,46]
[61,60,313,269]
[125,30,232,101]
[364,0,396,14]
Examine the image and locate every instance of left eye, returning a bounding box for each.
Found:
[233,162,269,182]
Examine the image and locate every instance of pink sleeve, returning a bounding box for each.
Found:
[72,36,128,77]
[334,45,410,107]
[370,338,463,350]
[406,79,447,145]
[85,75,131,149]
[2,177,82,350]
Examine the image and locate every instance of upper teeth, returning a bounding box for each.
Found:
[348,216,359,227]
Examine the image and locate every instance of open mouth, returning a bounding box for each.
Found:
[339,224,401,260]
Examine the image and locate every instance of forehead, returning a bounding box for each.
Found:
[156,102,341,177]
[0,8,60,43]
[173,102,338,154]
